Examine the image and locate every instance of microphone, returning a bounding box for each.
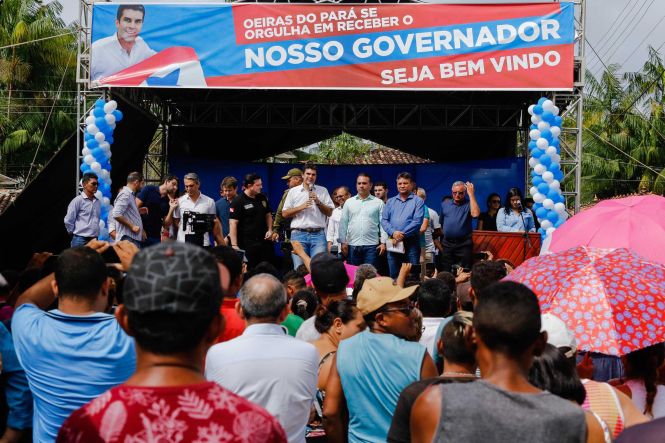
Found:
[516,201,522,209]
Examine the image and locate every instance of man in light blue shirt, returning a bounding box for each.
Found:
[63,172,101,247]
[340,173,387,268]
[12,246,136,442]
[380,172,424,279]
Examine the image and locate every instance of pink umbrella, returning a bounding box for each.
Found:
[549,195,665,265]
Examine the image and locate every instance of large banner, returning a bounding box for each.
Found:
[90,3,574,90]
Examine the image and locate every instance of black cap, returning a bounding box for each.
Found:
[310,252,348,294]
[123,242,222,314]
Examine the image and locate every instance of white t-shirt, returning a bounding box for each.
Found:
[173,193,216,246]
[425,207,441,254]
[327,206,343,248]
[283,184,334,230]
[91,33,156,81]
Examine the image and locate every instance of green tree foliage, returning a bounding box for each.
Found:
[313,132,372,164]
[0,0,77,181]
[582,48,665,201]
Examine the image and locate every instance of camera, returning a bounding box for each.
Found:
[182,211,215,246]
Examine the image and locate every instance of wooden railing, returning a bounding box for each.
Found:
[472,230,541,267]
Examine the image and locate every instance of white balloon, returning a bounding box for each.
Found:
[530,186,538,196]
[542,171,554,183]
[534,164,546,175]
[111,123,116,130]
[99,227,109,239]
[99,220,105,229]
[103,100,118,113]
[541,220,553,230]
[84,154,94,165]
[100,169,110,180]
[550,126,561,138]
[86,124,98,135]
[549,180,561,190]
[85,116,95,126]
[531,115,541,125]
[554,202,566,214]
[536,138,549,149]
[543,199,555,210]
[94,190,103,200]
[99,142,110,152]
[551,153,561,164]
[542,100,554,111]
[529,129,541,140]
[104,113,116,125]
[91,162,102,173]
[89,109,96,118]
[552,106,560,116]
[528,104,535,115]
[537,121,550,131]
[103,197,110,206]
[94,132,105,142]
[533,193,546,203]
[529,157,539,168]
[81,147,91,156]
[546,146,557,156]
[546,227,556,236]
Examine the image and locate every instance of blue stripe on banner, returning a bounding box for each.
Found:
[145,68,181,86]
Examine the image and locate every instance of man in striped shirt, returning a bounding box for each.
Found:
[112,171,145,247]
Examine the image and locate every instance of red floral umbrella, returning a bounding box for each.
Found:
[505,246,665,356]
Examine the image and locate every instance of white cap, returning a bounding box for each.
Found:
[541,313,577,358]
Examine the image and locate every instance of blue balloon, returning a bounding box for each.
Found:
[93,107,105,117]
[549,163,561,173]
[540,129,552,140]
[95,117,106,127]
[95,98,106,108]
[547,189,560,200]
[541,111,555,123]
[530,124,537,130]
[528,141,537,150]
[113,110,123,121]
[537,183,550,194]
[86,139,99,149]
[91,147,104,157]
[84,132,94,141]
[538,97,548,105]
[533,105,544,115]
[532,176,544,187]
[554,220,565,228]
[539,154,552,167]
[531,148,543,158]
[552,193,565,204]
[535,207,548,219]
[554,170,564,181]
[538,228,546,236]
[80,163,91,172]
[550,139,560,148]
[546,211,559,223]
[554,116,563,126]
[531,171,539,178]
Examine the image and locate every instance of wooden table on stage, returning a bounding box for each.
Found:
[472,230,541,267]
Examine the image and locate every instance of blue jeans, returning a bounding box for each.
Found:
[291,230,327,269]
[387,236,421,279]
[71,234,94,248]
[142,237,161,248]
[347,245,379,268]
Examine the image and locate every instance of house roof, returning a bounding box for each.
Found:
[580,187,657,211]
[351,146,434,165]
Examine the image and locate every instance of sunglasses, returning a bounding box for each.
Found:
[491,199,501,203]
[380,301,417,316]
[89,182,99,186]
[452,191,465,195]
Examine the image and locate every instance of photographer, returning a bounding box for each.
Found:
[229,173,275,270]
[164,172,225,247]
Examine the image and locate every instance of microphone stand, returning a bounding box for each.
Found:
[517,203,531,263]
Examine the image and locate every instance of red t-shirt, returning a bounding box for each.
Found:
[57,382,286,443]
[216,298,246,343]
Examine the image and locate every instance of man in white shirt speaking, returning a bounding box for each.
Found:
[282,164,334,269]
[91,4,156,81]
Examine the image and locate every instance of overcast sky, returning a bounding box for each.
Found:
[58,0,665,78]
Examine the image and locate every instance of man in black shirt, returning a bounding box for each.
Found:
[229,173,275,269]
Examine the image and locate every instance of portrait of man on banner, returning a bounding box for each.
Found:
[91,4,156,81]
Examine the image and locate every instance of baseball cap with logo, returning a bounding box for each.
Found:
[281,168,303,180]
[357,277,418,316]
[123,242,223,314]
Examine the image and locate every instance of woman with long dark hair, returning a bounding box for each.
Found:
[496,187,535,233]
[477,193,501,231]
[617,343,665,418]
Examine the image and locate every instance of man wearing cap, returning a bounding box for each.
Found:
[206,274,318,443]
[12,246,136,442]
[59,242,287,443]
[272,168,303,241]
[282,164,334,269]
[324,277,437,443]
[295,252,350,342]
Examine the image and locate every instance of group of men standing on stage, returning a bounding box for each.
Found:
[64,165,480,277]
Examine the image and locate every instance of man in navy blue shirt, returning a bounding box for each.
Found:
[215,176,238,244]
[136,175,178,246]
[440,180,480,273]
[381,172,425,279]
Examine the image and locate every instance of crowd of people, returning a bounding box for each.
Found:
[0,167,658,442]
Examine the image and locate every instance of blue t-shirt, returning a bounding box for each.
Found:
[215,198,230,239]
[441,199,474,239]
[12,304,136,442]
[136,185,168,239]
[0,322,32,430]
[337,330,425,443]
